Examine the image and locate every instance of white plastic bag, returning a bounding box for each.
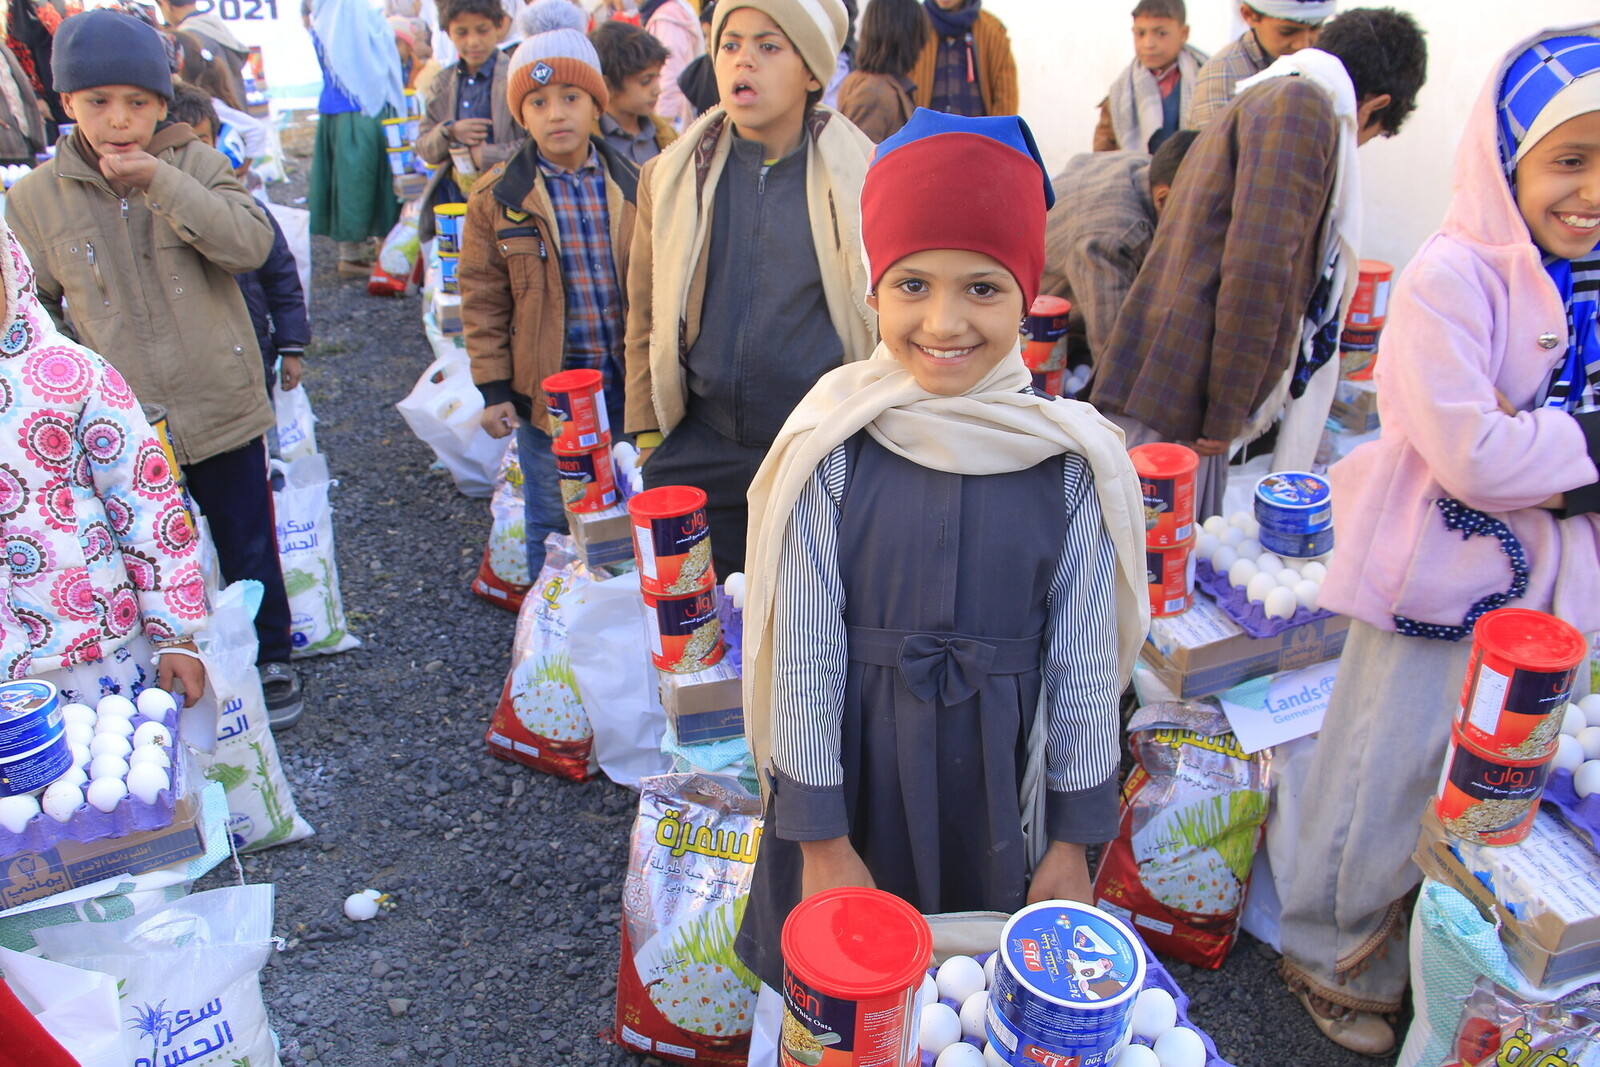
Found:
[0,947,127,1066]
[30,884,280,1067]
[265,202,311,303]
[395,354,502,498]
[272,382,318,463]
[273,453,360,657]
[567,571,672,788]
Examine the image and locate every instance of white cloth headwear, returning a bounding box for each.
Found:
[1246,0,1336,25]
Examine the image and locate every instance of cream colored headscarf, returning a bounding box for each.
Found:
[742,342,1151,801]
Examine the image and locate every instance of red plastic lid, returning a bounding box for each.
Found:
[781,888,932,999]
[542,369,603,393]
[1473,608,1587,673]
[1357,259,1393,276]
[1028,294,1072,316]
[1129,442,1198,477]
[628,485,707,522]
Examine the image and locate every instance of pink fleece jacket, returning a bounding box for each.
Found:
[1319,24,1600,637]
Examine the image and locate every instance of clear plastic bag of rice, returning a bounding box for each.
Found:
[1092,701,1270,969]
[616,772,763,1066]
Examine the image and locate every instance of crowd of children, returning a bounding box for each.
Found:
[0,0,1597,1060]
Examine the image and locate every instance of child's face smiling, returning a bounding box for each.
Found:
[1132,16,1188,71]
[521,83,599,171]
[62,87,167,158]
[870,249,1025,397]
[447,12,505,72]
[715,8,820,149]
[1515,111,1600,262]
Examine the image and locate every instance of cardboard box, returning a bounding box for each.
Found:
[393,171,428,201]
[1330,379,1380,434]
[432,292,462,334]
[1415,806,1600,987]
[568,504,633,568]
[1140,594,1349,699]
[659,660,744,743]
[0,789,207,909]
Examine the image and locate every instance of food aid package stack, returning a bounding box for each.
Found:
[395,354,501,498]
[471,438,532,611]
[615,773,762,1065]
[272,381,318,463]
[9,884,280,1066]
[484,535,601,781]
[193,580,314,851]
[1093,701,1270,969]
[273,453,360,658]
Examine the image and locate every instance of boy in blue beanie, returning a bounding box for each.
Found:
[5,9,306,728]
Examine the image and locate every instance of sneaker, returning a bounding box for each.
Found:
[260,661,304,730]
[1292,988,1395,1056]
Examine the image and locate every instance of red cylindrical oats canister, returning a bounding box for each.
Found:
[554,445,618,513]
[778,887,932,1067]
[1434,724,1553,846]
[1021,295,1072,374]
[1344,259,1395,331]
[642,585,724,673]
[542,369,611,454]
[1145,539,1194,618]
[628,485,716,597]
[1456,608,1586,760]
[1131,442,1199,547]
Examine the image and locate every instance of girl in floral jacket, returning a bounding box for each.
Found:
[0,216,206,705]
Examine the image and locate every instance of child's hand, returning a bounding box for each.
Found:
[99,150,160,192]
[452,118,493,146]
[1026,840,1093,905]
[156,644,208,707]
[799,837,875,899]
[481,402,518,438]
[1190,437,1230,457]
[279,355,303,390]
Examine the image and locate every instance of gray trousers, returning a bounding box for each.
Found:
[1106,414,1229,523]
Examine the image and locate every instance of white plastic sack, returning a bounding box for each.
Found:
[566,571,672,788]
[273,453,360,657]
[395,354,502,498]
[30,884,280,1067]
[265,202,311,303]
[272,382,318,463]
[0,947,127,1066]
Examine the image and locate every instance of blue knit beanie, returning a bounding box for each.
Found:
[53,10,175,101]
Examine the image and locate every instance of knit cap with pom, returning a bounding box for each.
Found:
[712,0,847,86]
[507,27,609,115]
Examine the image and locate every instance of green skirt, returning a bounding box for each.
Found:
[309,110,399,243]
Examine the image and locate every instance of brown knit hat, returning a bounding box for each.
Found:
[506,28,610,115]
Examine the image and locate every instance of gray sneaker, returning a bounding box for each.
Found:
[261,661,304,730]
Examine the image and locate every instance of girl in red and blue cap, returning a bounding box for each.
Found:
[735,108,1150,989]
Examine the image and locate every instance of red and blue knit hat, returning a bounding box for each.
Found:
[861,108,1055,308]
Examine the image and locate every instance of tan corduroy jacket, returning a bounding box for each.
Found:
[909,9,1018,117]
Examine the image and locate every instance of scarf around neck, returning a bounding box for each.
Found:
[924,0,978,38]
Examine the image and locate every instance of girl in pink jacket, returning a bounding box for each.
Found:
[1278,26,1600,1056]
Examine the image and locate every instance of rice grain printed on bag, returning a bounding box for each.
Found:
[615,773,762,1066]
[1093,702,1270,970]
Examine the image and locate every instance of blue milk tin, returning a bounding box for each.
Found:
[1254,471,1335,558]
[985,901,1145,1067]
[0,679,68,797]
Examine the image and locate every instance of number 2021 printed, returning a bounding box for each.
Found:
[194,0,280,20]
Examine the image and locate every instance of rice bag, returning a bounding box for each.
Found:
[1093,702,1270,970]
[616,773,762,1066]
[471,439,531,611]
[484,535,598,781]
[1450,974,1600,1067]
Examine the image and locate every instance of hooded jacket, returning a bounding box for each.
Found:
[0,217,207,679]
[1319,24,1600,638]
[646,0,705,132]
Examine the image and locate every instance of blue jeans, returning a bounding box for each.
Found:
[514,422,571,581]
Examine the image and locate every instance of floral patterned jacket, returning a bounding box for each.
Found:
[0,221,205,678]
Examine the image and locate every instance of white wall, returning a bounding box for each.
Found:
[986,0,1598,271]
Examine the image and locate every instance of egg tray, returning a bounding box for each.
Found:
[1194,559,1335,640]
[1540,768,1600,852]
[716,590,743,674]
[0,706,183,855]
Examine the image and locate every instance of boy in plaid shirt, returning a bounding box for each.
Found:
[459,27,639,578]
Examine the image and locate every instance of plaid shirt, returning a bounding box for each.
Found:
[928,33,986,116]
[1183,30,1269,130]
[538,147,625,404]
[1092,77,1337,443]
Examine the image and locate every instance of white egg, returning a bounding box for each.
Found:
[1299,561,1327,583]
[57,764,88,788]
[1210,546,1237,574]
[984,1043,1008,1067]
[69,743,90,768]
[1195,532,1218,560]
[94,715,134,739]
[129,746,171,769]
[1115,1046,1162,1067]
[921,973,938,1008]
[135,688,178,719]
[1555,733,1586,774]
[89,754,128,781]
[86,776,127,813]
[343,893,381,921]
[958,991,987,1042]
[1152,1026,1207,1067]
[1241,517,1261,538]
[125,762,171,805]
[982,952,997,990]
[1255,553,1284,575]
[723,573,746,612]
[1264,586,1298,620]
[89,733,132,760]
[937,956,987,1005]
[1582,693,1600,728]
[64,721,94,747]
[919,1003,962,1057]
[41,780,82,821]
[1577,760,1600,800]
[1228,511,1253,530]
[1131,987,1179,1041]
[1237,538,1262,560]
[1578,726,1600,762]
[132,721,171,749]
[1227,558,1258,590]
[1246,573,1278,606]
[0,792,40,833]
[95,694,136,719]
[60,702,95,727]
[1220,527,1245,547]
[936,1043,986,1067]
[1564,704,1589,737]
[1201,516,1229,538]
[1277,568,1302,588]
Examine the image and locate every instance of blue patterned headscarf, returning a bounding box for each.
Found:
[1498,33,1600,412]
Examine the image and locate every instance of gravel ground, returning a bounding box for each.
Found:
[194,132,1407,1067]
